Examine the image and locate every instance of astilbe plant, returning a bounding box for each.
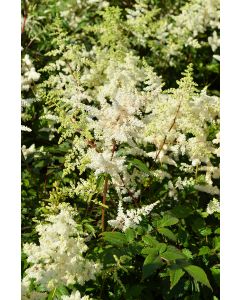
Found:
[21,0,220,299]
[22,203,101,299]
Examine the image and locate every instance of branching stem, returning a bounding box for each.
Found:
[154,100,182,162]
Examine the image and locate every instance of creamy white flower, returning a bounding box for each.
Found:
[207,198,220,214]
[108,200,159,231]
[22,204,101,292]
[195,184,219,195]
[192,159,201,166]
[21,125,32,132]
[22,144,36,159]
[61,290,92,300]
[87,148,126,184]
[208,31,220,52]
[21,54,40,91]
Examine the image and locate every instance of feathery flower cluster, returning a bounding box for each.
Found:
[124,0,219,65]
[59,0,109,29]
[38,26,219,240]
[22,203,101,296]
[159,0,219,62]
[21,144,36,159]
[126,0,160,47]
[195,184,219,195]
[61,290,92,300]
[206,198,220,214]
[143,67,219,173]
[21,55,40,132]
[21,125,32,132]
[108,200,159,231]
[21,54,40,91]
[84,55,146,146]
[87,148,125,184]
[46,50,219,199]
[21,284,47,300]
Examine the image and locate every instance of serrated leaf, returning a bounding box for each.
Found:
[169,267,185,289]
[157,215,179,227]
[161,246,187,261]
[141,243,167,256]
[142,253,162,279]
[125,228,135,243]
[184,265,212,290]
[142,235,160,247]
[103,232,127,246]
[130,159,150,174]
[141,247,158,256]
[182,248,193,259]
[158,227,177,242]
[198,246,211,256]
[84,223,96,237]
[157,243,167,254]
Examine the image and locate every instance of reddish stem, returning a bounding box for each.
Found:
[21,15,27,34]
[155,100,182,161]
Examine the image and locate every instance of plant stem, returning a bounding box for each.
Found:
[155,100,182,162]
[101,176,109,232]
[21,0,28,34]
[101,140,116,232]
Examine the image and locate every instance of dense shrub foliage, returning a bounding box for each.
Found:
[21,0,220,299]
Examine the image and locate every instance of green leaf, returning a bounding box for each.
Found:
[55,286,69,297]
[213,236,220,251]
[96,174,105,190]
[142,253,163,279]
[191,217,205,233]
[169,267,185,289]
[103,232,127,246]
[130,159,150,174]
[198,246,211,256]
[161,246,187,261]
[170,205,193,218]
[47,288,57,300]
[126,284,144,298]
[141,243,167,256]
[84,223,96,237]
[141,247,158,256]
[184,265,212,290]
[157,215,179,227]
[182,248,193,259]
[158,227,177,242]
[142,235,160,247]
[125,228,135,243]
[157,243,167,254]
[211,265,220,287]
[199,227,212,236]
